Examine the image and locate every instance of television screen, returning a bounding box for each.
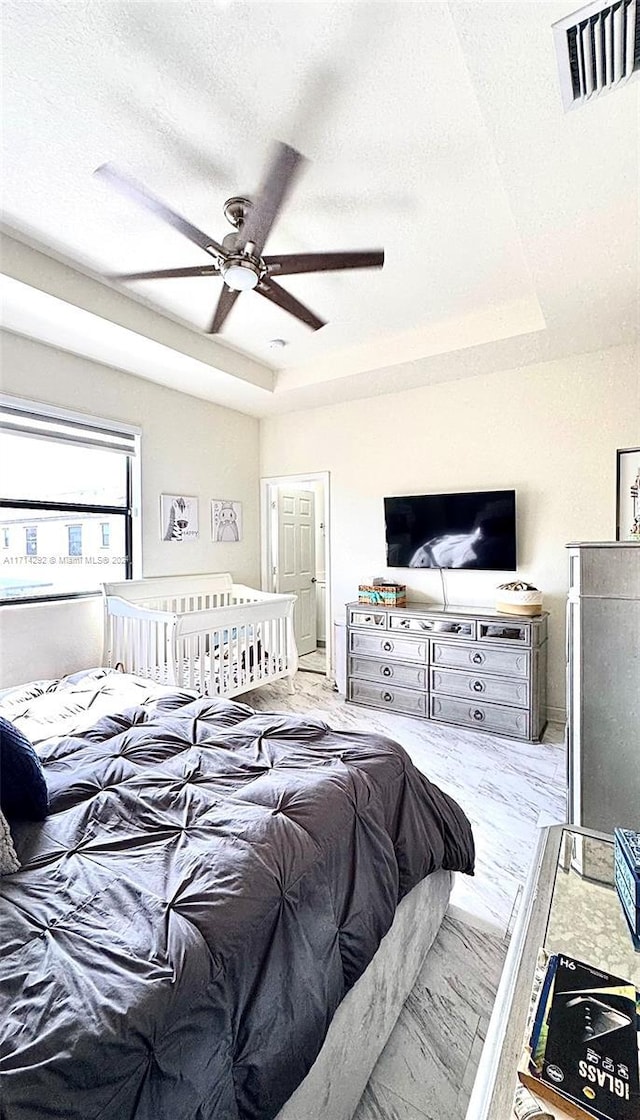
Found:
[384,490,517,570]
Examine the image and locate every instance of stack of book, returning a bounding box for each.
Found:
[614,828,640,951]
[516,950,639,1120]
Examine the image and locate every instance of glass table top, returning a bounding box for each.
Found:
[545,828,639,986]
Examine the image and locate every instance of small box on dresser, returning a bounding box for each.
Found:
[358,584,407,607]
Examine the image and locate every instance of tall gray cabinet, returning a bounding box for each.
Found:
[566,542,640,832]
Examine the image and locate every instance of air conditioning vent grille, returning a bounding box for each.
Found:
[553,0,639,110]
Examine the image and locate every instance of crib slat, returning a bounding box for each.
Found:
[221,626,228,696]
[155,621,161,683]
[265,620,270,677]
[216,628,223,695]
[228,627,235,695]
[240,624,248,689]
[197,632,204,694]
[187,635,193,689]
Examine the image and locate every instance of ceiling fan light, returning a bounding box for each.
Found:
[222,260,259,291]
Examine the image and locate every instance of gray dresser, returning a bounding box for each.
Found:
[566,542,640,832]
[346,602,548,741]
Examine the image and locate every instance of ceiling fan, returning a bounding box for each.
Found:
[94,142,384,335]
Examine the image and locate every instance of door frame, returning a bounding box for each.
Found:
[260,471,332,678]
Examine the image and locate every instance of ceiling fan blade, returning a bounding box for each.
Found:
[257,279,325,331]
[239,142,305,256]
[263,249,384,276]
[111,265,220,282]
[94,163,227,259]
[206,284,241,334]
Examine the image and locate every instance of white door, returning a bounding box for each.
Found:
[276,489,317,656]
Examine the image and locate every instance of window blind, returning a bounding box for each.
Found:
[0,400,138,456]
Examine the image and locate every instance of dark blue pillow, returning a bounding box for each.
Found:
[0,717,49,820]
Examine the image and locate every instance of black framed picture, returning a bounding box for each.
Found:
[615,448,640,541]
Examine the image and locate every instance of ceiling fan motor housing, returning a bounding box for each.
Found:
[220,254,262,291]
[221,197,263,288]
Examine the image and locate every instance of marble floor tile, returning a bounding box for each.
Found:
[243,675,566,1120]
[366,913,506,1120]
[457,1028,486,1116]
[297,648,328,674]
[354,1081,432,1120]
[370,987,480,1120]
[422,911,508,1020]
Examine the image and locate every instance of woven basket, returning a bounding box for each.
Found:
[496,589,543,616]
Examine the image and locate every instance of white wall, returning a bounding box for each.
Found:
[260,345,640,720]
[0,331,260,687]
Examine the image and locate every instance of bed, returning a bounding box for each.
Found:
[0,669,475,1120]
[102,573,298,698]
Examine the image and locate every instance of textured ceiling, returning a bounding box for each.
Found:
[1,1,638,414]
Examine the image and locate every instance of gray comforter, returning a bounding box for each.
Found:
[0,692,474,1120]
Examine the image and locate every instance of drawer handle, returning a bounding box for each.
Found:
[382,691,393,702]
[381,666,392,677]
[472,708,485,722]
[419,621,431,630]
[472,680,485,693]
[472,652,484,665]
[382,640,393,652]
[400,619,410,628]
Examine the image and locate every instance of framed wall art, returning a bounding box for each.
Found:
[615,448,640,541]
[212,499,242,543]
[160,494,199,542]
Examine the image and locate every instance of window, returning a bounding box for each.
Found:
[0,398,140,603]
[25,527,37,556]
[67,524,83,557]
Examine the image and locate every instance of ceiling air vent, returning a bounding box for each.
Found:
[553,0,639,110]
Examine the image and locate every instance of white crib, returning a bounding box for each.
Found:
[103,573,298,698]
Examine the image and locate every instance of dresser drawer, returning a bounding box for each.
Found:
[348,608,387,629]
[350,656,427,691]
[349,630,428,663]
[389,614,476,639]
[349,678,427,717]
[477,620,531,645]
[430,695,530,739]
[431,667,529,708]
[431,641,530,678]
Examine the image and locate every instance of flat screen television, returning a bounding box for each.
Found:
[384,489,517,570]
